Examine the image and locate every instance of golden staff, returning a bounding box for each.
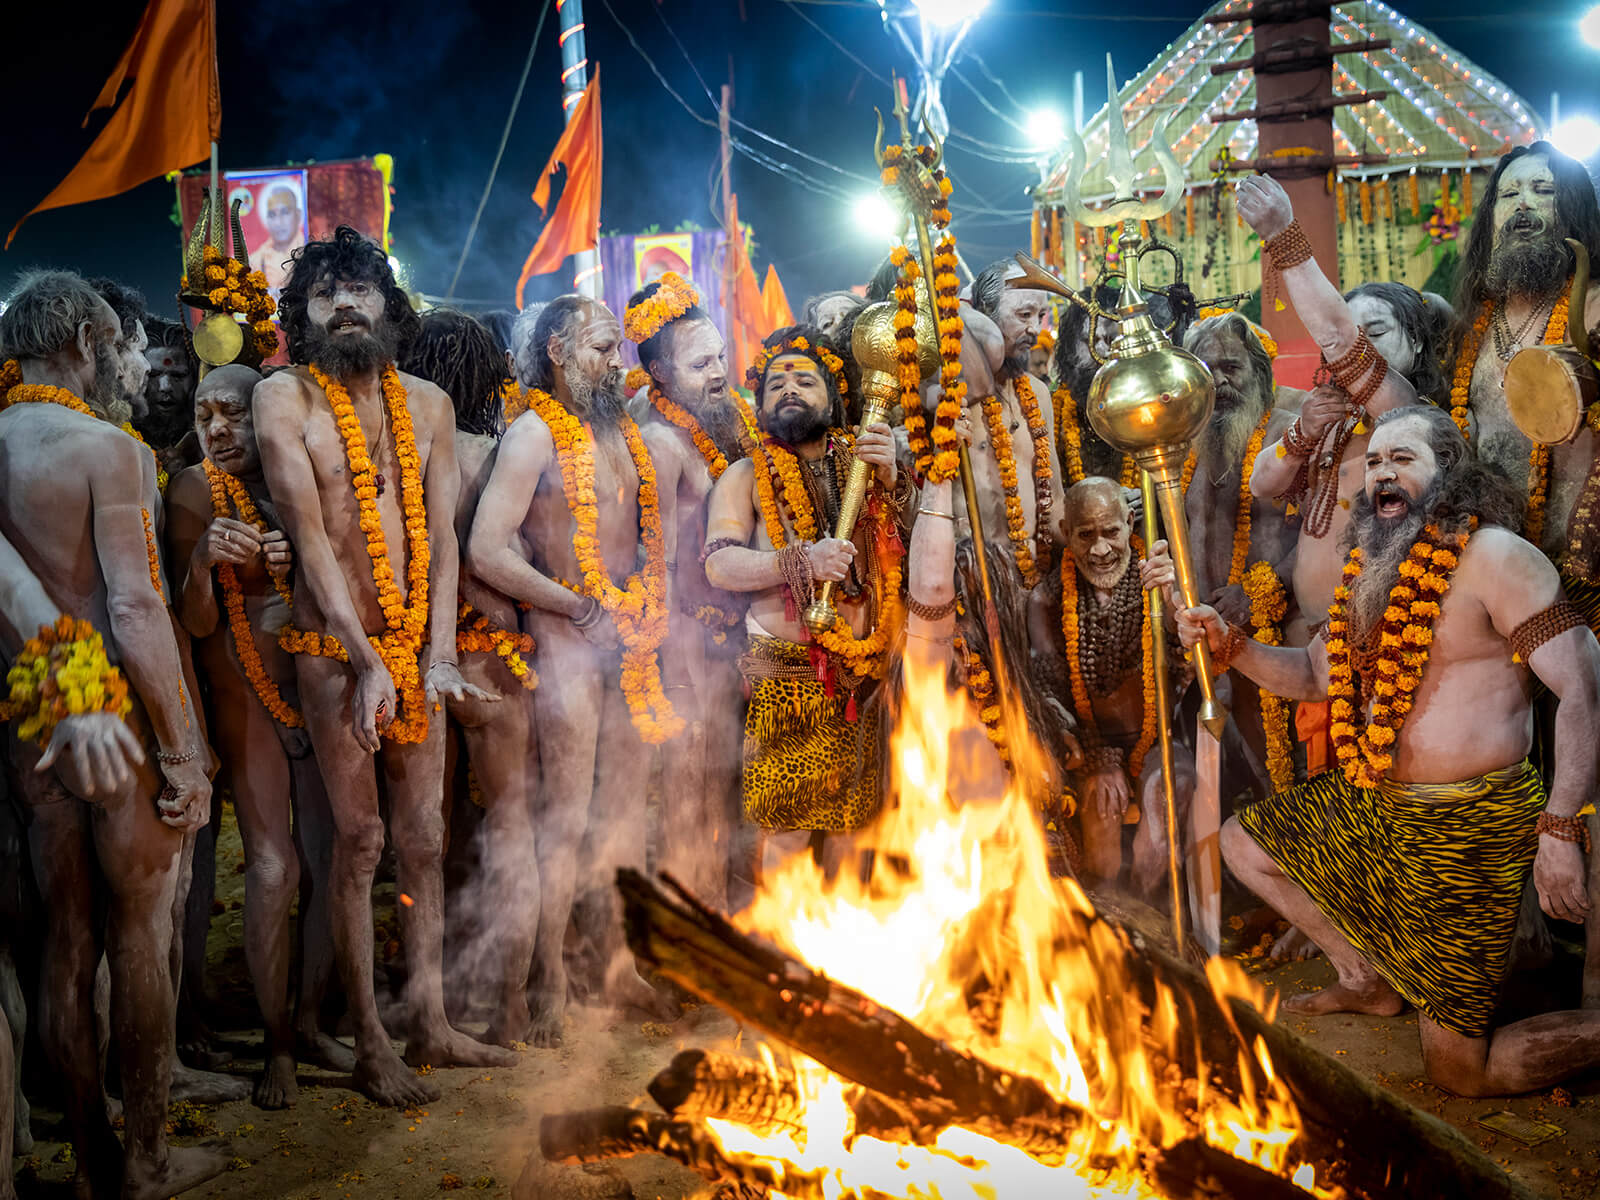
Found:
[1141,468,1183,950]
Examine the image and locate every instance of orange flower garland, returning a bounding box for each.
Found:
[142,508,164,596]
[0,359,19,399]
[644,379,730,480]
[1011,374,1055,523]
[1326,523,1470,787]
[747,427,823,547]
[501,379,530,426]
[892,249,933,475]
[926,234,966,484]
[3,616,132,746]
[1448,286,1571,545]
[279,365,431,745]
[523,387,683,743]
[623,271,699,344]
[204,460,303,727]
[1054,383,1136,487]
[954,631,1009,769]
[979,392,1038,587]
[1060,538,1157,780]
[456,600,538,691]
[183,246,277,361]
[1242,560,1294,793]
[812,508,905,680]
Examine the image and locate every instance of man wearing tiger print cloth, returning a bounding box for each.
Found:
[626,274,746,909]
[704,326,909,871]
[1165,406,1600,1097]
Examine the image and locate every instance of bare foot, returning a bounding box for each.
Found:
[405,1027,517,1070]
[253,1052,299,1110]
[526,990,566,1048]
[1281,976,1404,1018]
[353,1046,440,1107]
[123,1144,229,1200]
[14,1087,33,1154]
[607,964,681,1023]
[1267,926,1322,965]
[170,1061,251,1104]
[298,1029,357,1074]
[177,1037,232,1071]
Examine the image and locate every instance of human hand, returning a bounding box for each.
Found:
[1176,603,1229,655]
[1210,582,1251,627]
[807,538,856,583]
[37,713,146,797]
[156,756,212,831]
[195,517,263,572]
[260,528,293,580]
[1299,385,1349,441]
[1534,835,1591,923]
[1086,766,1132,821]
[856,421,897,488]
[425,660,499,710]
[351,664,397,753]
[1139,539,1177,607]
[1123,486,1143,527]
[1058,727,1084,771]
[954,409,975,448]
[1235,173,1294,239]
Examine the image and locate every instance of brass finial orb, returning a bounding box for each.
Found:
[1085,308,1215,458]
[850,284,940,408]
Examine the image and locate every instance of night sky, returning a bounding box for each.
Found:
[1,0,1591,323]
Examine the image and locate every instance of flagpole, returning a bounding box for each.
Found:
[557,0,601,299]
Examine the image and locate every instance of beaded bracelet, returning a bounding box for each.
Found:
[1263,220,1315,270]
[1211,622,1251,673]
[1537,811,1591,854]
[908,595,958,620]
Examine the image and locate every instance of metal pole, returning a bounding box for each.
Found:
[557,0,601,299]
[1141,469,1183,951]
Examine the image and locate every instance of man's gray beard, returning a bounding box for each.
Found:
[87,341,131,424]
[568,367,626,425]
[1486,226,1569,301]
[1347,480,1440,638]
[694,395,745,455]
[1077,551,1130,593]
[999,349,1030,382]
[1199,386,1269,468]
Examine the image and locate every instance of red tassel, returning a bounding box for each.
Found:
[846,691,858,722]
[784,586,797,624]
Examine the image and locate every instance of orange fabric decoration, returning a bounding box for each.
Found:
[761,264,795,329]
[1295,699,1331,777]
[8,0,219,248]
[515,70,603,306]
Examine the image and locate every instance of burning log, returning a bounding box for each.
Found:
[648,1050,806,1138]
[540,1106,782,1197]
[617,869,1537,1200]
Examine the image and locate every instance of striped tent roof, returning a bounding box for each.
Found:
[1037,0,1542,206]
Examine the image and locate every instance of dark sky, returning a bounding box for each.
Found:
[1,0,1590,323]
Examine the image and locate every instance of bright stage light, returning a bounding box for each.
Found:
[1553,115,1600,161]
[854,192,902,239]
[910,0,989,28]
[1582,5,1600,49]
[1026,107,1066,151]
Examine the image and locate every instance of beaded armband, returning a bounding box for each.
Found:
[1508,600,1585,664]
[908,595,958,621]
[1263,221,1315,270]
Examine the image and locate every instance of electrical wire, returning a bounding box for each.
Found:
[445,0,554,299]
[781,0,891,85]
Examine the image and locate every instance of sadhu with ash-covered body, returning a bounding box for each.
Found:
[1156,405,1600,1097]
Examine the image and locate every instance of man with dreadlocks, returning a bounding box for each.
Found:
[400,309,540,1048]
[167,364,348,1108]
[254,228,512,1106]
[965,261,1066,588]
[1167,406,1600,1097]
[704,326,911,871]
[626,274,747,909]
[468,294,681,1044]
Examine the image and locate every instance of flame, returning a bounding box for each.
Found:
[701,650,1326,1198]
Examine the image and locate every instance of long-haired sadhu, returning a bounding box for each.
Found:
[1150,405,1600,1097]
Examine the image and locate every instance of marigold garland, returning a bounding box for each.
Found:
[1448,285,1571,545]
[1326,523,1470,787]
[2,616,132,747]
[1060,538,1157,780]
[524,387,683,743]
[1012,373,1054,520]
[279,365,432,744]
[979,391,1039,587]
[644,379,731,480]
[456,600,538,691]
[1054,383,1136,487]
[183,246,277,360]
[204,459,302,727]
[812,502,905,680]
[501,379,530,426]
[1242,560,1294,793]
[953,631,1009,769]
[0,359,19,398]
[926,234,966,484]
[892,249,934,476]
[623,271,699,344]
[745,333,849,402]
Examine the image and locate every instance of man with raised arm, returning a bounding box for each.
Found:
[253,228,511,1107]
[1161,406,1600,1097]
[0,271,219,1198]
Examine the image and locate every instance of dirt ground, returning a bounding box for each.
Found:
[10,807,1600,1200]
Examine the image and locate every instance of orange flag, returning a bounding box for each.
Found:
[723,194,775,385]
[7,0,220,248]
[761,263,794,329]
[516,70,603,308]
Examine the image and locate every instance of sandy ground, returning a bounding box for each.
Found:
[10,808,1600,1199]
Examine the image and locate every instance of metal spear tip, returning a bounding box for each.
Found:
[1199,698,1228,740]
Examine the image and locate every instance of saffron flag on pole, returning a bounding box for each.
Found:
[723,194,774,385]
[761,263,794,329]
[516,70,603,308]
[7,0,220,248]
